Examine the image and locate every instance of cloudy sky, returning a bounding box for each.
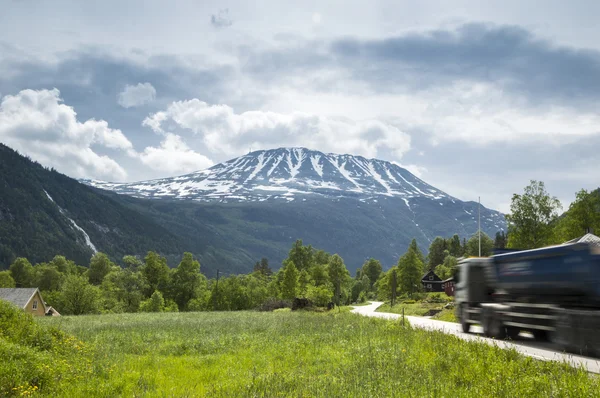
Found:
[1,0,599,212]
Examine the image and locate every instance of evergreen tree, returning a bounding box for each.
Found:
[427,237,447,270]
[449,234,462,257]
[327,254,350,305]
[253,257,272,275]
[313,250,331,265]
[397,240,424,296]
[361,258,382,290]
[494,231,507,249]
[409,239,426,268]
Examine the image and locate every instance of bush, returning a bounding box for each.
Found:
[401,299,416,304]
[422,293,453,303]
[0,300,95,396]
[358,291,368,303]
[306,285,333,307]
[257,298,291,312]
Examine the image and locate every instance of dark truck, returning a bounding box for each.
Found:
[455,241,600,356]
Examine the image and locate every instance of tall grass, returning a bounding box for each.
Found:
[30,310,598,397]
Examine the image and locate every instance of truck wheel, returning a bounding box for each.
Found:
[482,309,492,337]
[550,312,574,353]
[506,327,520,340]
[461,305,471,333]
[483,308,505,339]
[490,316,506,340]
[532,330,548,341]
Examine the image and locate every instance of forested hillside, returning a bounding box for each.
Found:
[0,144,182,267]
[1,143,507,274]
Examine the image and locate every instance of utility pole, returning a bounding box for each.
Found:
[391,269,397,307]
[213,269,220,311]
[478,196,481,257]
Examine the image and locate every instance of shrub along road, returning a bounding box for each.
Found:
[352,301,600,374]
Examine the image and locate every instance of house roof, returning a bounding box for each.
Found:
[421,270,441,281]
[564,233,600,247]
[0,288,43,309]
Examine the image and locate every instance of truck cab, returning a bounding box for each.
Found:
[455,257,496,333]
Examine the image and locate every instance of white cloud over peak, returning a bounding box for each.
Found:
[117,82,156,108]
[138,133,214,174]
[142,99,411,160]
[0,88,131,180]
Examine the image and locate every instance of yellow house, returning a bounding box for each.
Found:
[0,288,52,316]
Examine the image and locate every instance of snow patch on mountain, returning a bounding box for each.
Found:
[81,147,454,206]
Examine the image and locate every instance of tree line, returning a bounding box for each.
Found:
[0,180,596,315]
[0,241,360,315]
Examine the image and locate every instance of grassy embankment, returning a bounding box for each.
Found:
[376,293,458,322]
[2,301,598,397]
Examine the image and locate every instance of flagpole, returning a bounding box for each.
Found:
[478,196,481,257]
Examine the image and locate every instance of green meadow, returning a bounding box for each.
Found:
[2,301,598,397]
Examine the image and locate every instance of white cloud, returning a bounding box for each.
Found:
[419,82,600,146]
[392,162,427,178]
[142,99,411,160]
[117,82,156,108]
[312,13,322,25]
[264,81,600,148]
[0,88,131,180]
[138,133,213,174]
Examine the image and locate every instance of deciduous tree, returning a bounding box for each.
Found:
[9,258,34,288]
[506,180,562,249]
[88,252,116,285]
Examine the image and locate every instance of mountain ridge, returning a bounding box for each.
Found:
[1,143,506,274]
[82,147,456,204]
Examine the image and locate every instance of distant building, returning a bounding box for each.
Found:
[421,270,444,292]
[0,288,56,316]
[442,277,455,296]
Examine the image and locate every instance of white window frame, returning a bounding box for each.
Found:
[427,284,432,289]
[32,300,38,310]
[429,276,434,280]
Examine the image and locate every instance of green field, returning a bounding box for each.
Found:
[376,300,458,323]
[3,303,599,397]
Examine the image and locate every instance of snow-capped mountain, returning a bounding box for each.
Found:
[82,147,507,250]
[83,147,453,203]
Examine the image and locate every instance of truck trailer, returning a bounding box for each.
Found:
[455,241,600,356]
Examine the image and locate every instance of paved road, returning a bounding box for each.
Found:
[352,301,600,374]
